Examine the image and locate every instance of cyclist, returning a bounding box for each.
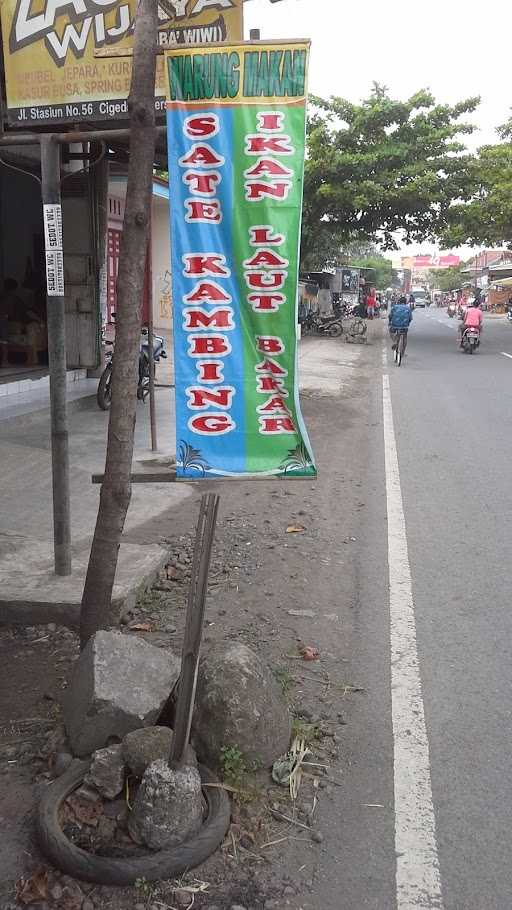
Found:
[389,294,413,353]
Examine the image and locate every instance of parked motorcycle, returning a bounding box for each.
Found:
[507,309,512,323]
[461,326,480,354]
[311,314,343,337]
[97,324,167,410]
[447,302,456,318]
[340,301,363,318]
[301,311,317,335]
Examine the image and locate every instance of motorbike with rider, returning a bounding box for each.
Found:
[459,299,483,353]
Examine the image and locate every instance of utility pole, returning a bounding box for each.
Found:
[40,135,72,576]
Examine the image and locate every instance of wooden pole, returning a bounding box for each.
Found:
[146,211,158,451]
[170,493,220,768]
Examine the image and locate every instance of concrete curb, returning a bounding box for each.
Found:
[0,539,170,630]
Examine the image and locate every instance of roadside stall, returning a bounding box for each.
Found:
[488,276,512,313]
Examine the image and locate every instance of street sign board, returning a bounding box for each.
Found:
[165,41,317,481]
[45,251,65,297]
[0,0,243,127]
[43,203,65,296]
[43,204,63,252]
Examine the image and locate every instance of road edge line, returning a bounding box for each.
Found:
[382,373,444,909]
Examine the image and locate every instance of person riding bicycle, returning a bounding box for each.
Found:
[389,295,413,352]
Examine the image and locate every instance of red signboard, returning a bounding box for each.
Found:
[412,254,460,269]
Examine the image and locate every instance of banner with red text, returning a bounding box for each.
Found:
[165,42,316,480]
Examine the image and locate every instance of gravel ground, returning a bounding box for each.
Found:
[0,333,378,910]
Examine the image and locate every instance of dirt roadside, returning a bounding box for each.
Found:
[0,328,383,910]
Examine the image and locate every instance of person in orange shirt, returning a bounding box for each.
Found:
[459,300,483,347]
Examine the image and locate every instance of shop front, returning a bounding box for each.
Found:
[0,154,47,381]
[0,148,104,388]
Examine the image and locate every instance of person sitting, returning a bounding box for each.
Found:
[389,294,413,352]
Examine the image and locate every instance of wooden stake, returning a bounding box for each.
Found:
[169,493,220,767]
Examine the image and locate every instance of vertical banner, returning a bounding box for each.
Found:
[165,42,316,480]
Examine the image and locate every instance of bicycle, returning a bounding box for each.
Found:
[393,329,407,367]
[344,315,367,343]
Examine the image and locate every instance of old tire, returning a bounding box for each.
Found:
[37,760,230,886]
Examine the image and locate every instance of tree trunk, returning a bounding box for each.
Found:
[79,0,157,648]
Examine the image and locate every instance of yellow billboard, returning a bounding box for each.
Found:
[0,0,243,127]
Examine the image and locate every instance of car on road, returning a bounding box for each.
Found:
[411,287,429,307]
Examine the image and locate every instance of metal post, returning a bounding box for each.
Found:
[40,136,72,576]
[146,212,157,451]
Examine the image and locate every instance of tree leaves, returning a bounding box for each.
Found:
[301,85,480,269]
[442,141,512,248]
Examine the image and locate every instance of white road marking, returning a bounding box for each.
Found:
[382,373,444,910]
[501,352,512,360]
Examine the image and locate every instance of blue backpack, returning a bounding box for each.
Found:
[390,304,411,328]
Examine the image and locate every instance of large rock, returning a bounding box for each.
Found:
[128,759,203,849]
[192,642,291,770]
[63,631,180,757]
[86,744,125,799]
[123,726,196,778]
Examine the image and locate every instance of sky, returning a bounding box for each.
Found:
[244,0,511,258]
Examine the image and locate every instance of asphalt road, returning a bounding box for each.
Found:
[308,311,512,910]
[384,309,512,910]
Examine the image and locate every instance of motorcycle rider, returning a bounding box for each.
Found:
[389,294,413,353]
[459,299,483,347]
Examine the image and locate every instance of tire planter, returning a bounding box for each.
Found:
[37,760,231,886]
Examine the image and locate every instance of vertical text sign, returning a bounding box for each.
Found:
[43,203,64,297]
[165,42,316,480]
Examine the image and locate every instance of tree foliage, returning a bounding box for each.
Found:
[300,223,346,272]
[427,265,465,291]
[348,254,393,290]
[442,122,512,248]
[301,85,479,270]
